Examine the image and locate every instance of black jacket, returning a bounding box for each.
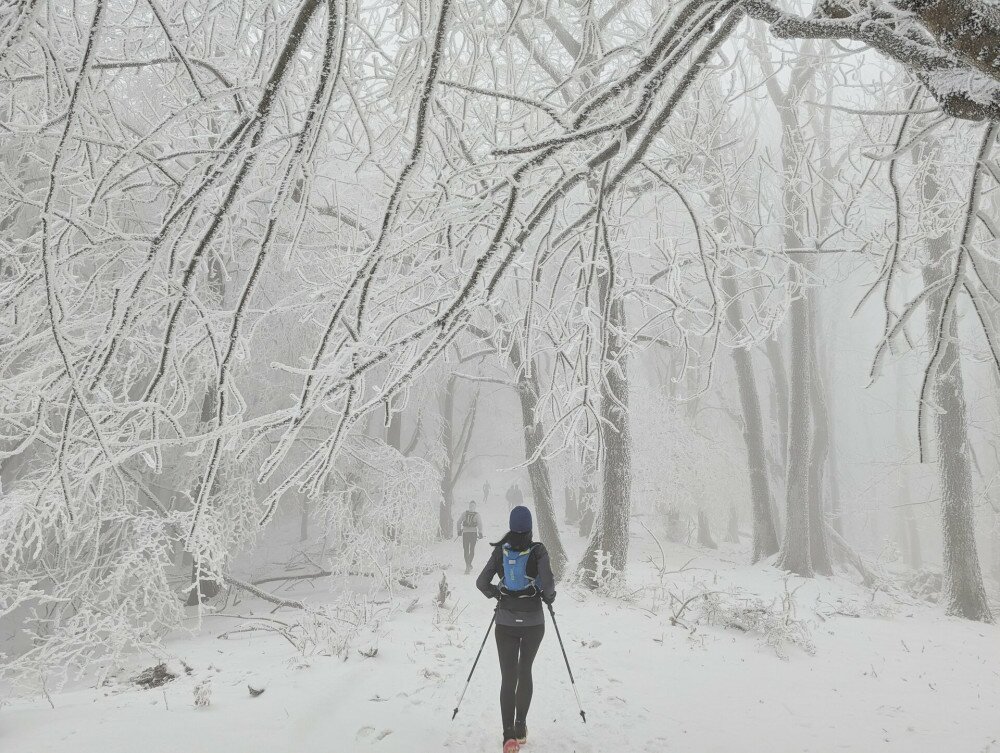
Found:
[476,543,555,627]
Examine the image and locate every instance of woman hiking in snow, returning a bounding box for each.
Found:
[476,505,556,752]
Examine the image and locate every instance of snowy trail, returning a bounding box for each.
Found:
[4,533,1000,752]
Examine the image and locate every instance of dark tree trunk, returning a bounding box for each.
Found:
[300,498,309,542]
[697,510,718,549]
[761,334,788,539]
[992,518,1000,596]
[386,401,403,452]
[720,272,780,562]
[764,334,790,478]
[920,151,993,622]
[440,482,456,541]
[185,553,221,605]
[508,342,568,580]
[579,281,632,587]
[775,269,814,577]
[930,313,991,620]
[186,252,226,605]
[807,298,834,576]
[922,264,992,620]
[438,374,476,539]
[439,378,457,539]
[726,505,741,545]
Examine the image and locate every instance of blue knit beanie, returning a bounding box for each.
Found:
[509,505,532,533]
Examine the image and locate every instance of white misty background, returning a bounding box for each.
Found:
[2,1,1000,751]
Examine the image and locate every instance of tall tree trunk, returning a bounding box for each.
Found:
[923,259,992,620]
[386,400,403,452]
[764,334,790,478]
[991,515,1000,596]
[775,268,814,577]
[920,144,993,622]
[300,498,309,542]
[827,416,843,537]
[807,297,834,575]
[719,274,779,562]
[894,363,920,569]
[580,282,632,586]
[439,379,457,539]
[930,310,991,620]
[697,510,718,549]
[186,252,226,604]
[761,334,788,539]
[756,35,830,577]
[508,342,568,580]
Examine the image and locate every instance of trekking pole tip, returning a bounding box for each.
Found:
[580,710,587,723]
[452,708,459,720]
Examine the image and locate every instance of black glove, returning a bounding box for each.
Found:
[486,585,501,600]
[542,591,556,606]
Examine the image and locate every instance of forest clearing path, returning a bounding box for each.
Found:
[4,531,1000,752]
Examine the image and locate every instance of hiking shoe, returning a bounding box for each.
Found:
[513,720,527,744]
[503,728,520,753]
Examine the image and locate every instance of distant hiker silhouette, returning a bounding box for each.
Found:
[456,501,483,574]
[505,482,524,512]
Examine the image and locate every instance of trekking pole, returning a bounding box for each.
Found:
[547,603,587,723]
[451,605,496,720]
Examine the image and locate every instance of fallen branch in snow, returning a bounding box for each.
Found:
[251,570,332,587]
[825,524,878,587]
[669,590,723,626]
[223,575,305,610]
[251,569,417,590]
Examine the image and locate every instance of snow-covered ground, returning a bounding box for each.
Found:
[4,529,1000,753]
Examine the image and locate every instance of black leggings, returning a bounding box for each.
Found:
[462,533,478,566]
[495,623,544,732]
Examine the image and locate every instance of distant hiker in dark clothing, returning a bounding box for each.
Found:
[457,501,483,574]
[476,505,556,753]
[564,486,579,524]
[505,482,523,512]
[578,505,594,538]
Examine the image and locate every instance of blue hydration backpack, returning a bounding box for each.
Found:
[502,543,536,592]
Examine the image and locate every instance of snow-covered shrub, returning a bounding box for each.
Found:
[901,569,944,604]
[314,436,441,590]
[220,594,391,662]
[0,483,188,693]
[193,679,211,708]
[666,581,816,659]
[588,550,636,600]
[0,425,278,689]
[699,589,817,659]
